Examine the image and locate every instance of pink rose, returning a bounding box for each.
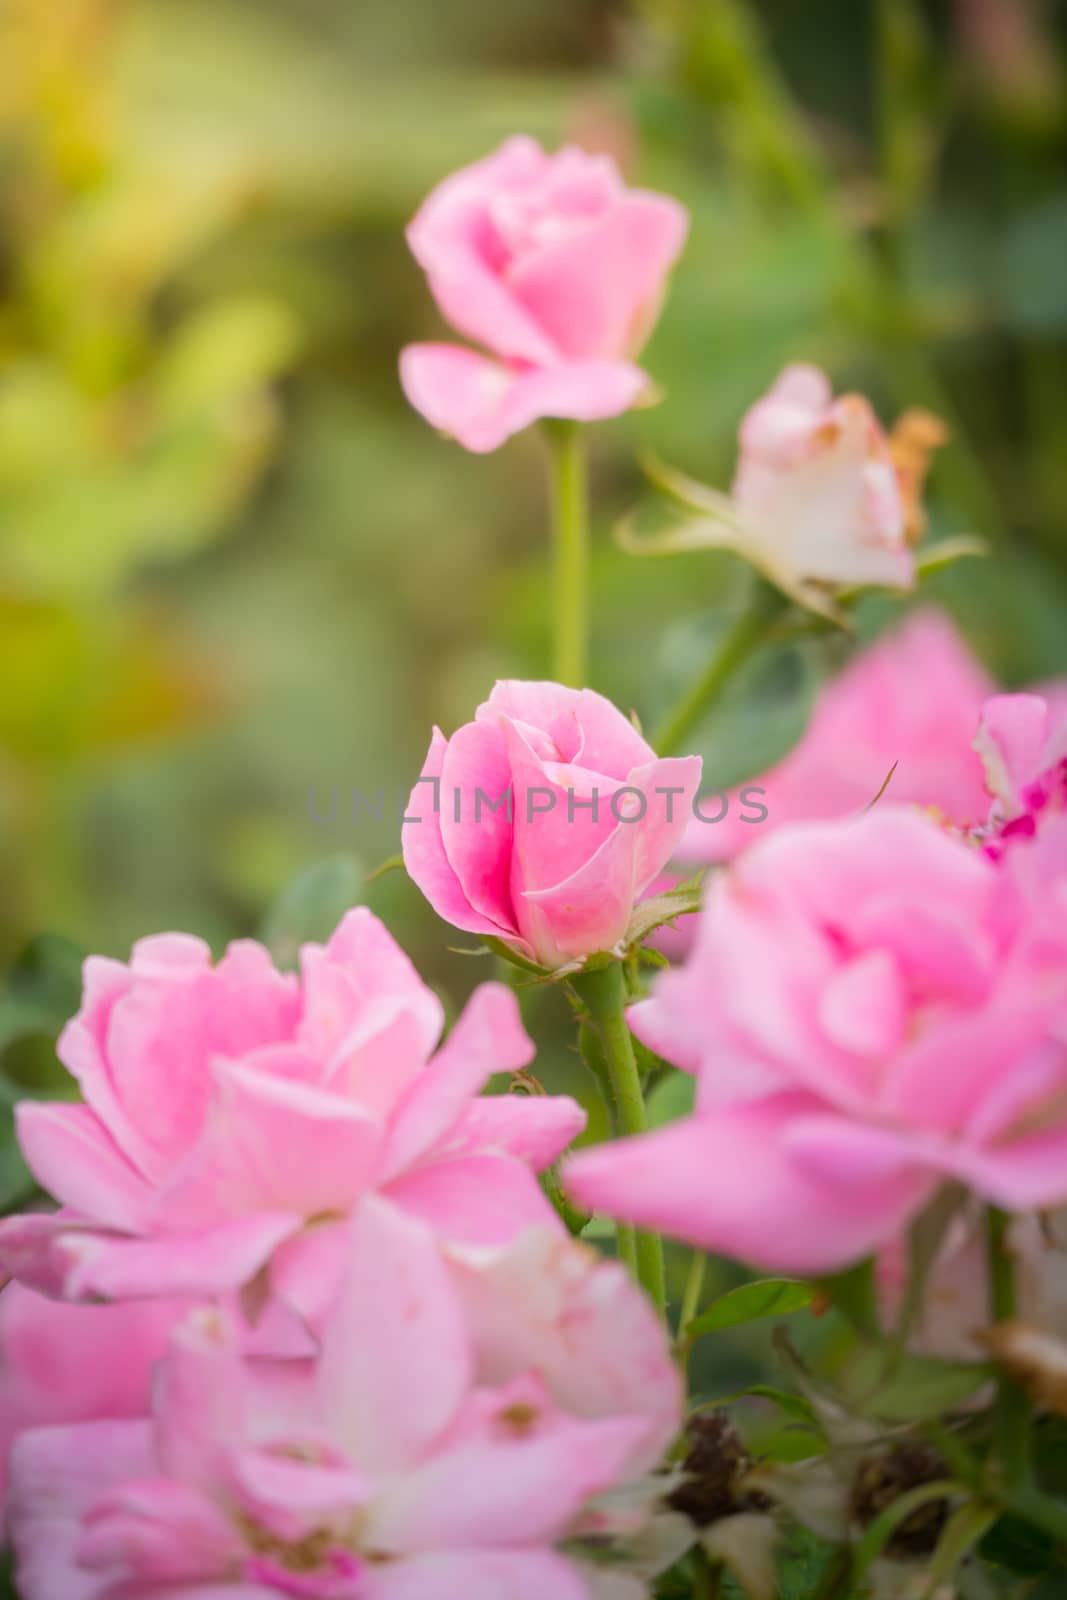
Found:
[402,680,702,970]
[566,808,1067,1274]
[7,1201,681,1600]
[731,363,915,590]
[0,1286,184,1515]
[399,136,688,452]
[0,908,584,1309]
[680,608,996,867]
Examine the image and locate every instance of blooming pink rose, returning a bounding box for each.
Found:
[399,136,688,452]
[566,807,1067,1274]
[7,1201,681,1600]
[0,1286,184,1515]
[681,609,995,867]
[0,908,584,1308]
[730,363,915,590]
[402,681,702,970]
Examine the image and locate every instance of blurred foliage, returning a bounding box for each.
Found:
[1,0,1067,1115]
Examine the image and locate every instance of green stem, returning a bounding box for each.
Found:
[652,582,783,757]
[571,962,665,1317]
[544,419,589,688]
[691,1547,721,1600]
[985,1205,1031,1490]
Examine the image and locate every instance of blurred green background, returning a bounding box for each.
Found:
[2,0,1067,1415]
[4,0,1067,967]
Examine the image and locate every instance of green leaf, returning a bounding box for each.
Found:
[926,1500,1000,1588]
[915,536,988,577]
[260,855,364,968]
[689,1278,814,1339]
[623,884,704,949]
[700,1383,818,1427]
[851,1352,995,1423]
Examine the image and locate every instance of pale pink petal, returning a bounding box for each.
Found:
[365,1548,591,1600]
[739,364,832,459]
[509,192,688,361]
[974,693,1051,815]
[77,1477,240,1582]
[317,1199,471,1474]
[153,1060,382,1230]
[227,1449,368,1543]
[15,1102,153,1230]
[441,1094,586,1168]
[882,1009,1049,1132]
[385,984,535,1176]
[400,344,649,453]
[102,943,298,1176]
[454,1228,682,1472]
[817,950,908,1059]
[58,1214,302,1301]
[407,138,564,368]
[478,682,655,775]
[268,1221,350,1328]
[564,1097,935,1274]
[941,1127,1067,1210]
[384,1153,560,1246]
[8,1420,154,1600]
[365,1380,646,1550]
[301,910,445,1108]
[154,1306,249,1490]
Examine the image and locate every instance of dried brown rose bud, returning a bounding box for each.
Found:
[667,1411,770,1529]
[849,1441,950,1558]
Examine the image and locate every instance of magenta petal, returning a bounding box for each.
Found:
[438,718,516,930]
[564,1097,934,1274]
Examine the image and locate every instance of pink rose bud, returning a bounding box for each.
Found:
[399,135,688,452]
[402,681,702,970]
